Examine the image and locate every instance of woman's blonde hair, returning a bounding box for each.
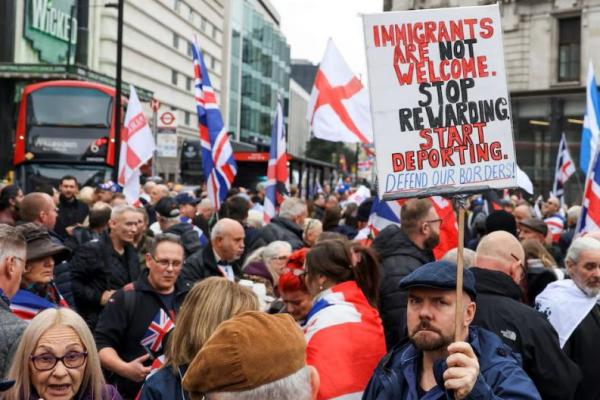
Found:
[522,239,558,269]
[164,277,259,371]
[5,308,105,400]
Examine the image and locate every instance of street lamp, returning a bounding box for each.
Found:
[105,0,124,182]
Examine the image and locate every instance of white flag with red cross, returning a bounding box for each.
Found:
[307,39,373,144]
[118,85,156,204]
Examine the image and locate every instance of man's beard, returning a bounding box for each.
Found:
[423,231,440,250]
[580,282,600,297]
[409,320,453,351]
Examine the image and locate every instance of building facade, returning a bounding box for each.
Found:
[89,0,226,180]
[224,0,291,147]
[384,0,600,202]
[288,78,311,157]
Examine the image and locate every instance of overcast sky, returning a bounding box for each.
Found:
[270,0,384,82]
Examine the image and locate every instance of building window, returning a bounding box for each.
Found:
[171,70,178,85]
[174,0,180,12]
[187,41,193,57]
[173,33,179,49]
[212,25,217,39]
[558,17,580,82]
[211,57,217,70]
[185,111,191,125]
[186,76,192,91]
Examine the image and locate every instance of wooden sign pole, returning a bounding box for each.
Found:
[454,199,466,342]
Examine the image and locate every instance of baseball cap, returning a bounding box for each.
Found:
[155,197,180,218]
[175,192,200,206]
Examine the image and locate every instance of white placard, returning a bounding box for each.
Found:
[157,128,178,158]
[363,4,517,200]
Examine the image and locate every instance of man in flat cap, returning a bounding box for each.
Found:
[363,261,540,400]
[182,311,319,400]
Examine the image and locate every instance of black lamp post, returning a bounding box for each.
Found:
[105,0,124,182]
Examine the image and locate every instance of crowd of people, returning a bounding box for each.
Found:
[0,175,598,399]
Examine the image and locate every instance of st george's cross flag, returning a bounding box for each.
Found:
[118,85,155,204]
[307,39,373,144]
[191,38,237,210]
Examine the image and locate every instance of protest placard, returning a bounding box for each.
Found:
[363,4,517,200]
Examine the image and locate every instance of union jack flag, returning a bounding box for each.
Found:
[552,133,576,200]
[264,97,288,223]
[10,285,69,321]
[140,308,174,353]
[191,38,237,210]
[577,149,600,235]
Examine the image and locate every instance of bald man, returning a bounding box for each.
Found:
[19,192,58,231]
[181,218,245,284]
[513,204,532,225]
[470,231,581,400]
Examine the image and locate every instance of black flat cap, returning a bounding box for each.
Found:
[399,260,476,300]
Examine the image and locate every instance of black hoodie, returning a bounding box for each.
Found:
[471,267,581,400]
[371,225,434,349]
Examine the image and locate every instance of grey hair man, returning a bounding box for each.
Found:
[536,236,600,400]
[181,218,245,285]
[248,197,308,252]
[182,311,319,400]
[0,225,27,376]
[70,205,141,329]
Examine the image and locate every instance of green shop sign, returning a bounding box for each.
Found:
[24,0,78,64]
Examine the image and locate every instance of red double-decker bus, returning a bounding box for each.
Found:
[13,80,119,192]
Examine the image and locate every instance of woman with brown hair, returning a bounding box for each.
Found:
[303,239,385,399]
[138,277,258,400]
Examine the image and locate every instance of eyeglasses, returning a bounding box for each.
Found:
[152,256,183,268]
[30,351,88,371]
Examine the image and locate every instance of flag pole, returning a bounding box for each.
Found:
[454,195,467,342]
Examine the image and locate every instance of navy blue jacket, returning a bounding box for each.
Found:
[139,365,189,400]
[362,326,541,400]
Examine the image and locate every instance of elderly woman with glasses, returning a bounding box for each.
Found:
[4,307,121,400]
[10,224,71,321]
[242,240,292,297]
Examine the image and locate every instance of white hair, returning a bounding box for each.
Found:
[441,248,476,268]
[566,236,600,265]
[279,198,306,219]
[110,205,137,220]
[207,366,312,400]
[567,206,582,224]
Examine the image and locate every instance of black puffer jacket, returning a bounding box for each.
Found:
[181,245,242,286]
[164,222,202,257]
[71,231,140,329]
[471,267,581,400]
[371,225,434,349]
[248,216,304,251]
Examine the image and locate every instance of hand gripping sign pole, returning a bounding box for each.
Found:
[363,4,518,343]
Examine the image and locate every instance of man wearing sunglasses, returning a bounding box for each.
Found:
[371,198,440,349]
[95,233,191,398]
[470,230,581,400]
